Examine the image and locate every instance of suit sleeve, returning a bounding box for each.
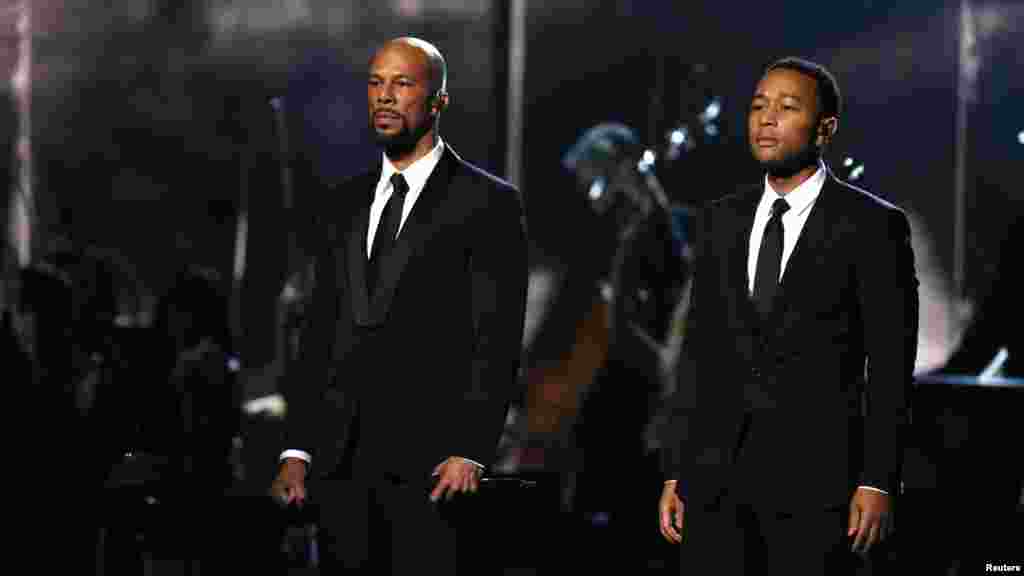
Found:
[450,183,528,468]
[855,208,918,494]
[281,210,340,461]
[660,204,711,498]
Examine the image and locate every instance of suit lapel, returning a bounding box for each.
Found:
[773,172,838,322]
[730,187,762,326]
[723,186,762,361]
[362,145,458,326]
[346,170,379,327]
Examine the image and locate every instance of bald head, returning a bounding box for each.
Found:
[377,37,447,98]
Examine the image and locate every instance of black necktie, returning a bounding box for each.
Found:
[752,197,790,316]
[368,173,408,295]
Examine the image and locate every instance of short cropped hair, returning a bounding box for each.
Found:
[765,57,842,120]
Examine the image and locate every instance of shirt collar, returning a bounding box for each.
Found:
[378,137,445,197]
[761,159,827,216]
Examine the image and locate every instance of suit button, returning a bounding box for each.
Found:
[751,367,761,377]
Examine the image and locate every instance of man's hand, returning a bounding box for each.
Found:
[430,457,481,502]
[848,488,894,555]
[270,458,308,508]
[659,480,684,544]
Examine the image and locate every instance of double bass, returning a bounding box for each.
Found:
[512,123,694,489]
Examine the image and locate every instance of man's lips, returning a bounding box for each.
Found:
[374,110,401,120]
[755,137,779,147]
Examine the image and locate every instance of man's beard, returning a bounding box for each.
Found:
[374,119,428,157]
[756,139,820,178]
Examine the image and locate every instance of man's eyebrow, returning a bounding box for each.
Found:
[752,92,803,101]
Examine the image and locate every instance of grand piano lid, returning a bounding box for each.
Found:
[918,345,1022,388]
[915,374,1024,389]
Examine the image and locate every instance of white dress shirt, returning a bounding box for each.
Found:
[746,161,826,294]
[280,138,483,473]
[365,137,445,256]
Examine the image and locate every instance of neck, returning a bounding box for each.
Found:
[766,161,820,196]
[386,130,439,171]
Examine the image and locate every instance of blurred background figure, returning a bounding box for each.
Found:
[509,121,695,561]
[96,264,243,573]
[152,266,237,494]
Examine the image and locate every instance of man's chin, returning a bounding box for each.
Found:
[374,130,399,146]
[757,152,819,178]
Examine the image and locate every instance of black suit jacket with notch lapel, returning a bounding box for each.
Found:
[283,144,528,483]
[662,169,918,512]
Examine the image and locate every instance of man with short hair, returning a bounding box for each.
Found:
[272,37,527,572]
[658,57,918,574]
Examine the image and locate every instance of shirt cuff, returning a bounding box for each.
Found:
[280,449,311,465]
[460,457,485,470]
[856,485,888,495]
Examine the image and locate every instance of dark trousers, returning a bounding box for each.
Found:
[313,477,459,574]
[680,498,865,576]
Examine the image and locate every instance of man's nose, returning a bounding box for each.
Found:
[377,84,396,103]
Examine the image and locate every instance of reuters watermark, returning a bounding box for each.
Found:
[985,563,1022,573]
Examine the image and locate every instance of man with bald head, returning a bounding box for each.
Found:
[272,37,527,572]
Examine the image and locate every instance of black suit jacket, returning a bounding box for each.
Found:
[284,144,528,483]
[663,170,918,511]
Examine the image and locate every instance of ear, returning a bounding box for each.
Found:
[432,91,449,115]
[817,116,838,146]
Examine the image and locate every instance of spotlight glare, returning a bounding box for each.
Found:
[637,149,656,172]
[701,99,721,122]
[1018,130,1024,145]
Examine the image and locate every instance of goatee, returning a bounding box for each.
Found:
[374,122,433,160]
[758,142,820,178]
[376,130,417,158]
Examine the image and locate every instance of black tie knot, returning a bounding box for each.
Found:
[771,198,790,218]
[390,173,409,200]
